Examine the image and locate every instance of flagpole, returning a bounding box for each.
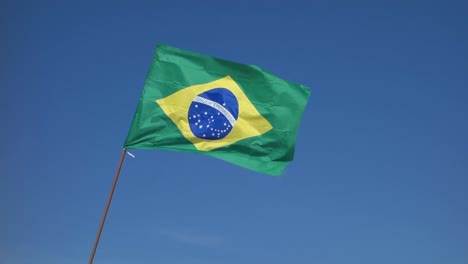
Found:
[88,148,127,264]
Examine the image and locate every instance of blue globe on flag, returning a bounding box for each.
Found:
[188,88,239,140]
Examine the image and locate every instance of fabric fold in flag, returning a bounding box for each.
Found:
[124,44,310,176]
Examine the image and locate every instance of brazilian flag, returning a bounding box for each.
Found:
[124,45,310,175]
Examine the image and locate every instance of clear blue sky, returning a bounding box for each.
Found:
[2,0,467,263]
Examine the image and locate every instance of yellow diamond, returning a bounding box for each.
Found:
[156,76,273,151]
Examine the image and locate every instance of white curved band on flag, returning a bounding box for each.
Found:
[194,96,237,127]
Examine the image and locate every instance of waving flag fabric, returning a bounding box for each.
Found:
[124,44,310,175]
